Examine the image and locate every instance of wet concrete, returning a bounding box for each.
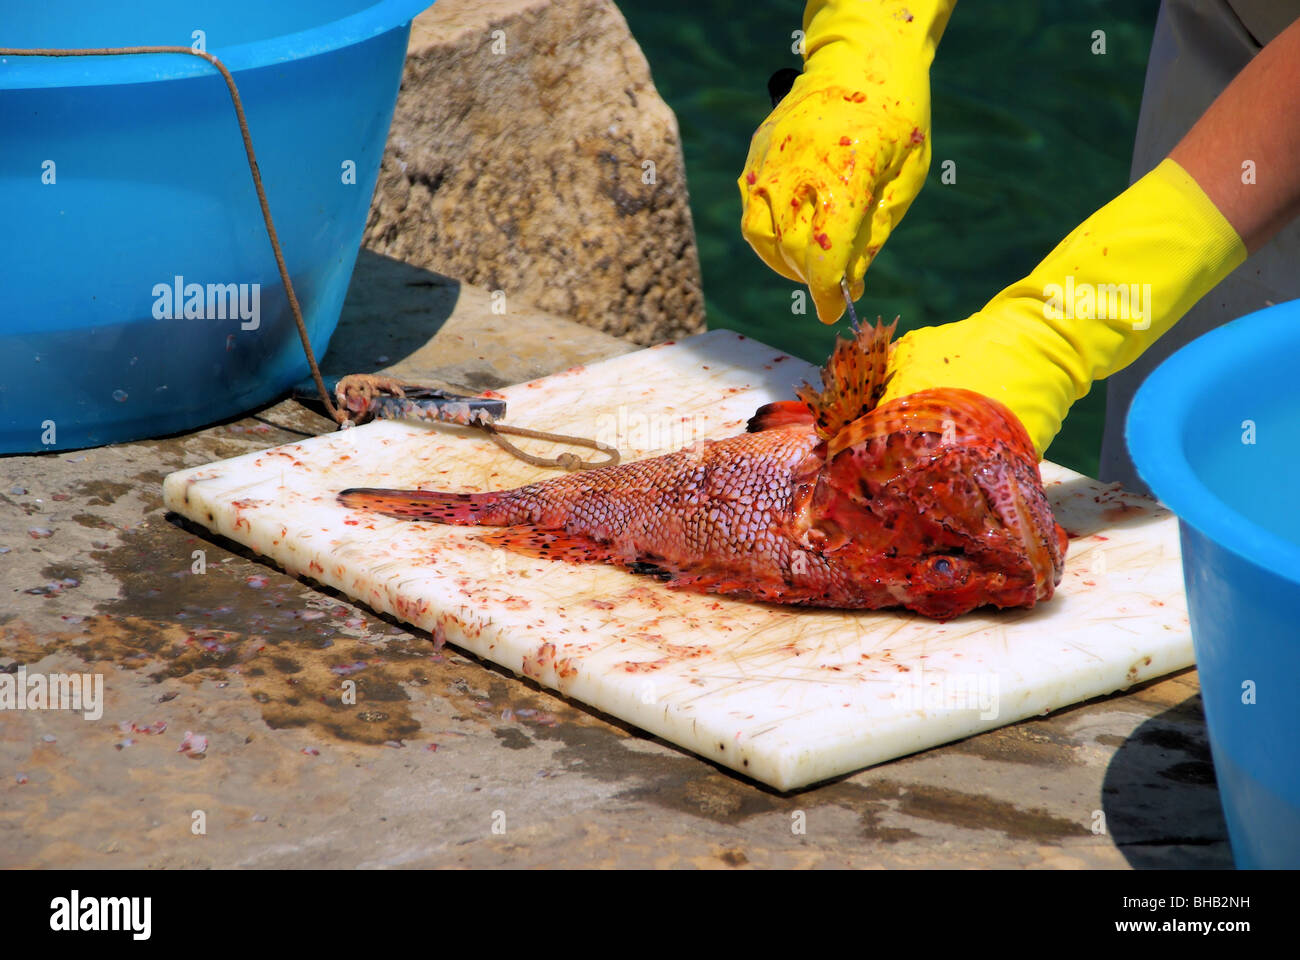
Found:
[0,253,1231,868]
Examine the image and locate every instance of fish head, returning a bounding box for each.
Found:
[805,388,1067,617]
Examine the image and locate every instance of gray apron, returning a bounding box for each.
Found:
[1099,0,1300,493]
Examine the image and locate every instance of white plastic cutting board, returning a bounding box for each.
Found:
[163,330,1191,790]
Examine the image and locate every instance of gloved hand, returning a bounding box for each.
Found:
[739,0,954,324]
[879,158,1247,457]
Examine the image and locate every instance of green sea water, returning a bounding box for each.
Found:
[620,1,1160,476]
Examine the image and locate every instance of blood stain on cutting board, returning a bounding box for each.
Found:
[1047,477,1169,539]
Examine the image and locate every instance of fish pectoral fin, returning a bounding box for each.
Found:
[613,556,749,594]
[652,564,788,603]
[478,527,616,563]
[626,559,675,581]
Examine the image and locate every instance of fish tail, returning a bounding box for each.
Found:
[338,487,512,526]
[795,316,897,440]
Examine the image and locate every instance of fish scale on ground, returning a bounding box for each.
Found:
[340,320,1066,619]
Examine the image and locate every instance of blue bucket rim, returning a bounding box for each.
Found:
[0,0,431,88]
[1127,299,1300,584]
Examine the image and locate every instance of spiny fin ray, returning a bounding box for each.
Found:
[794,317,897,440]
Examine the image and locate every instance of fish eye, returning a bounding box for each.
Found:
[933,557,952,575]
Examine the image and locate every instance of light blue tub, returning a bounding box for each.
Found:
[1128,299,1300,869]
[0,0,431,452]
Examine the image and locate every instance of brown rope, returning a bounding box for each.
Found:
[4,45,620,470]
[485,422,620,470]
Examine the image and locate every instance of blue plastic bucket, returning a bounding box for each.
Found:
[1128,299,1300,868]
[0,0,431,452]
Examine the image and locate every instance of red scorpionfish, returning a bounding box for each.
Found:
[339,320,1067,620]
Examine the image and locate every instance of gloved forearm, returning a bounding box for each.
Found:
[802,0,953,73]
[880,159,1246,457]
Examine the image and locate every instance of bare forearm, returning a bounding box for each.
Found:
[1170,16,1300,252]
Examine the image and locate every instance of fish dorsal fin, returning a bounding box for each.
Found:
[794,317,897,440]
[746,400,814,432]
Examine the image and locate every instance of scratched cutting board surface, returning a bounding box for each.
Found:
[162,330,1191,790]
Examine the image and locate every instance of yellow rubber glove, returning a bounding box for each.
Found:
[739,0,954,324]
[879,158,1247,458]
